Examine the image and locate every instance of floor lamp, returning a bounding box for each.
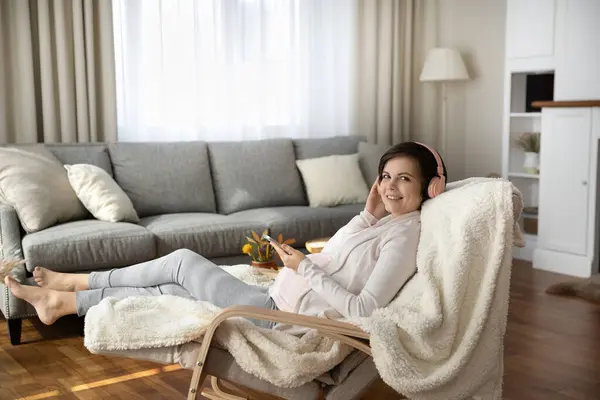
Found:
[419,48,470,156]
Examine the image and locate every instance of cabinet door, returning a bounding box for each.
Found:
[554,0,600,100]
[538,108,591,255]
[506,0,556,70]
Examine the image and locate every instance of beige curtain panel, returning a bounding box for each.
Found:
[351,0,438,147]
[0,0,117,144]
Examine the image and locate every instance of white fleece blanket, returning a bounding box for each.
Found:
[83,177,522,398]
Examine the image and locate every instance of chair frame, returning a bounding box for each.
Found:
[186,184,519,399]
[186,305,374,400]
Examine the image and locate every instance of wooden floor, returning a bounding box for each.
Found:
[1,260,599,400]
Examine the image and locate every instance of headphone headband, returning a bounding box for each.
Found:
[414,141,446,198]
[415,141,444,178]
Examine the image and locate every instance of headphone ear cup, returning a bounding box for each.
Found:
[428,175,446,198]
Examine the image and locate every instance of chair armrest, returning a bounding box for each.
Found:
[0,204,23,260]
[217,305,369,339]
[209,305,372,356]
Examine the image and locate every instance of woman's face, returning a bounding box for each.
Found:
[378,156,424,217]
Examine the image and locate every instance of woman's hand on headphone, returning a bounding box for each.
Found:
[366,178,387,220]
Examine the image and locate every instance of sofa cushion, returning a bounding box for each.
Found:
[208,139,306,214]
[358,142,389,184]
[65,163,140,223]
[296,154,369,207]
[139,213,268,258]
[45,143,113,176]
[22,220,156,273]
[293,135,364,160]
[0,146,88,233]
[108,142,216,217]
[230,204,365,246]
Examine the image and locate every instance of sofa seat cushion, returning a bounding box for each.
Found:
[22,220,156,273]
[230,204,365,247]
[139,213,268,259]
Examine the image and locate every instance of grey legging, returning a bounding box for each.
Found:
[75,248,278,328]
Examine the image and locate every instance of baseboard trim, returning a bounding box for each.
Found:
[533,248,593,278]
[513,244,534,262]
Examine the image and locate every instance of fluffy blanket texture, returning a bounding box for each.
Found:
[83,178,523,399]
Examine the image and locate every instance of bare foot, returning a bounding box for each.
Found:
[33,266,89,292]
[4,275,76,325]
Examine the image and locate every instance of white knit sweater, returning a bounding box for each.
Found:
[269,209,421,329]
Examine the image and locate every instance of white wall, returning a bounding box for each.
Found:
[437,0,507,180]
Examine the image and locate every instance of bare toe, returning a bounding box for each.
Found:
[34,267,69,291]
[5,278,71,325]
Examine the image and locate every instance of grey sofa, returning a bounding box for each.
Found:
[1,135,378,345]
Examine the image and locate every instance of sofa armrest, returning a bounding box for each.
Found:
[0,204,23,260]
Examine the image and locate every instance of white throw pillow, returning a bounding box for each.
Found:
[0,147,88,232]
[65,164,139,223]
[296,153,369,207]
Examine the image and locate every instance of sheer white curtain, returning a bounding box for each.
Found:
[112,0,356,142]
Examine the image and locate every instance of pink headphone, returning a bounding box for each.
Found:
[414,142,446,198]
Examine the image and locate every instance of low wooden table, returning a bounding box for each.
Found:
[305,237,331,254]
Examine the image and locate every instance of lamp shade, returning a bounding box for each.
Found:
[419,48,470,82]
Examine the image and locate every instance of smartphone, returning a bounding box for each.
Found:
[263,234,291,254]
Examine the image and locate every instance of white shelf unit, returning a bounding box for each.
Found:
[502,71,552,262]
[502,1,557,263]
[507,110,542,178]
[507,172,539,179]
[510,112,542,118]
[503,0,600,276]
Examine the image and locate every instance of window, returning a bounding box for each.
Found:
[113,0,356,142]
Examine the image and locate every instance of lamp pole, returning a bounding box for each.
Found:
[441,81,448,157]
[418,47,470,158]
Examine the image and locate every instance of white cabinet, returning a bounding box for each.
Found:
[534,107,600,277]
[537,108,591,255]
[506,0,556,71]
[554,0,600,100]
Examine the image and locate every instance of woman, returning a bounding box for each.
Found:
[4,141,447,330]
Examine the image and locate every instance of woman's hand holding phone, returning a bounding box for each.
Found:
[265,235,305,271]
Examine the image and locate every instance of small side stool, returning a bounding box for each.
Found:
[305,237,331,254]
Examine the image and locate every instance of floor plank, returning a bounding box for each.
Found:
[0,260,599,399]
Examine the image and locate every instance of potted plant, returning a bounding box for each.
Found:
[242,229,296,270]
[516,132,540,173]
[0,259,25,282]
